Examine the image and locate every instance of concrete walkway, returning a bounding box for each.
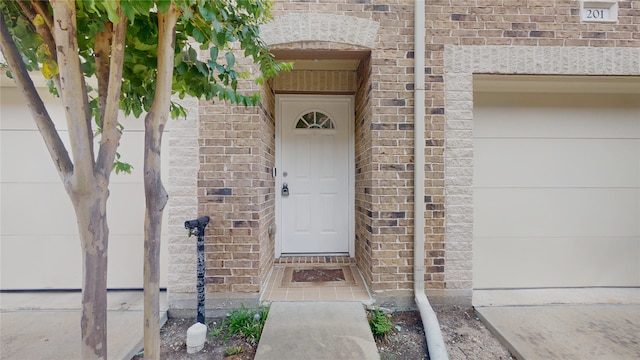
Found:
[3,289,639,360]
[255,302,378,360]
[0,291,167,360]
[475,288,640,360]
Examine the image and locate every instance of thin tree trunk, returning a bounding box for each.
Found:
[73,189,109,360]
[142,4,178,359]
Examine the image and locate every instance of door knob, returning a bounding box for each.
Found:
[282,182,289,197]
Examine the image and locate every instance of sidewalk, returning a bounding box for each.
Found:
[0,291,167,360]
[255,302,379,360]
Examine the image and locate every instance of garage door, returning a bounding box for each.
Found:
[473,77,640,289]
[1,82,168,290]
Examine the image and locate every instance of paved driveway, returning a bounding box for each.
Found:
[474,289,640,360]
[0,291,166,360]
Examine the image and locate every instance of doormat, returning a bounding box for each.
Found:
[281,265,357,288]
[293,268,345,282]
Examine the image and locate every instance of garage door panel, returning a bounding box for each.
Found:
[1,130,71,183]
[109,129,172,184]
[0,130,159,184]
[0,90,67,131]
[475,188,639,238]
[0,234,168,289]
[1,183,77,235]
[474,93,640,139]
[107,234,168,288]
[474,107,640,139]
[0,88,147,132]
[474,236,640,289]
[107,183,170,235]
[474,138,639,188]
[1,183,169,238]
[0,235,82,289]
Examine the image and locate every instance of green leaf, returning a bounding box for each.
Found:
[132,64,148,74]
[188,47,197,61]
[133,38,157,51]
[121,2,136,22]
[157,0,171,13]
[211,18,223,32]
[195,61,207,75]
[103,0,121,24]
[209,47,219,61]
[192,27,205,43]
[113,160,134,174]
[225,52,235,68]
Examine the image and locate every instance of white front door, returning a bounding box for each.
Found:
[276,95,354,255]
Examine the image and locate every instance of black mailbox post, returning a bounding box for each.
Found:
[185,216,210,324]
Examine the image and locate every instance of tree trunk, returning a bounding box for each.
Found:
[142,5,178,359]
[2,5,119,359]
[72,185,110,360]
[142,130,168,359]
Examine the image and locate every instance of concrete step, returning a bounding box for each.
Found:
[255,302,378,360]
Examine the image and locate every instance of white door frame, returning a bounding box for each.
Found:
[275,94,355,257]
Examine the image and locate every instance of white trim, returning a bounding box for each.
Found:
[275,94,355,258]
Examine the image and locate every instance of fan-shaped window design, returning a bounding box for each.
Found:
[295,111,334,129]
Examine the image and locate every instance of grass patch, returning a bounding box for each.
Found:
[209,303,270,346]
[225,345,244,356]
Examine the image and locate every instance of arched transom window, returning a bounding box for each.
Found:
[295,111,335,129]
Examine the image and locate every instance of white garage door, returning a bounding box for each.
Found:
[473,78,640,289]
[1,83,168,290]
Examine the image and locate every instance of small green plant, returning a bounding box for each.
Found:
[368,308,396,342]
[225,345,244,355]
[208,303,270,345]
[208,320,226,339]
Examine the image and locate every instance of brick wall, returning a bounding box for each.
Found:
[257,82,277,292]
[273,70,357,93]
[354,55,374,291]
[189,45,269,305]
[169,0,640,308]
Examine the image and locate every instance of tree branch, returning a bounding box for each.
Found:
[19,1,61,92]
[50,0,94,191]
[95,3,126,178]
[31,0,54,34]
[148,3,179,129]
[94,22,112,126]
[0,8,73,178]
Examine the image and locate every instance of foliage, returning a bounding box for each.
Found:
[0,0,291,164]
[209,303,270,345]
[368,308,396,342]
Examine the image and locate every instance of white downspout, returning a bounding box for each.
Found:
[414,1,449,359]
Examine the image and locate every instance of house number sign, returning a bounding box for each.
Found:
[580,1,618,23]
[585,8,608,20]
